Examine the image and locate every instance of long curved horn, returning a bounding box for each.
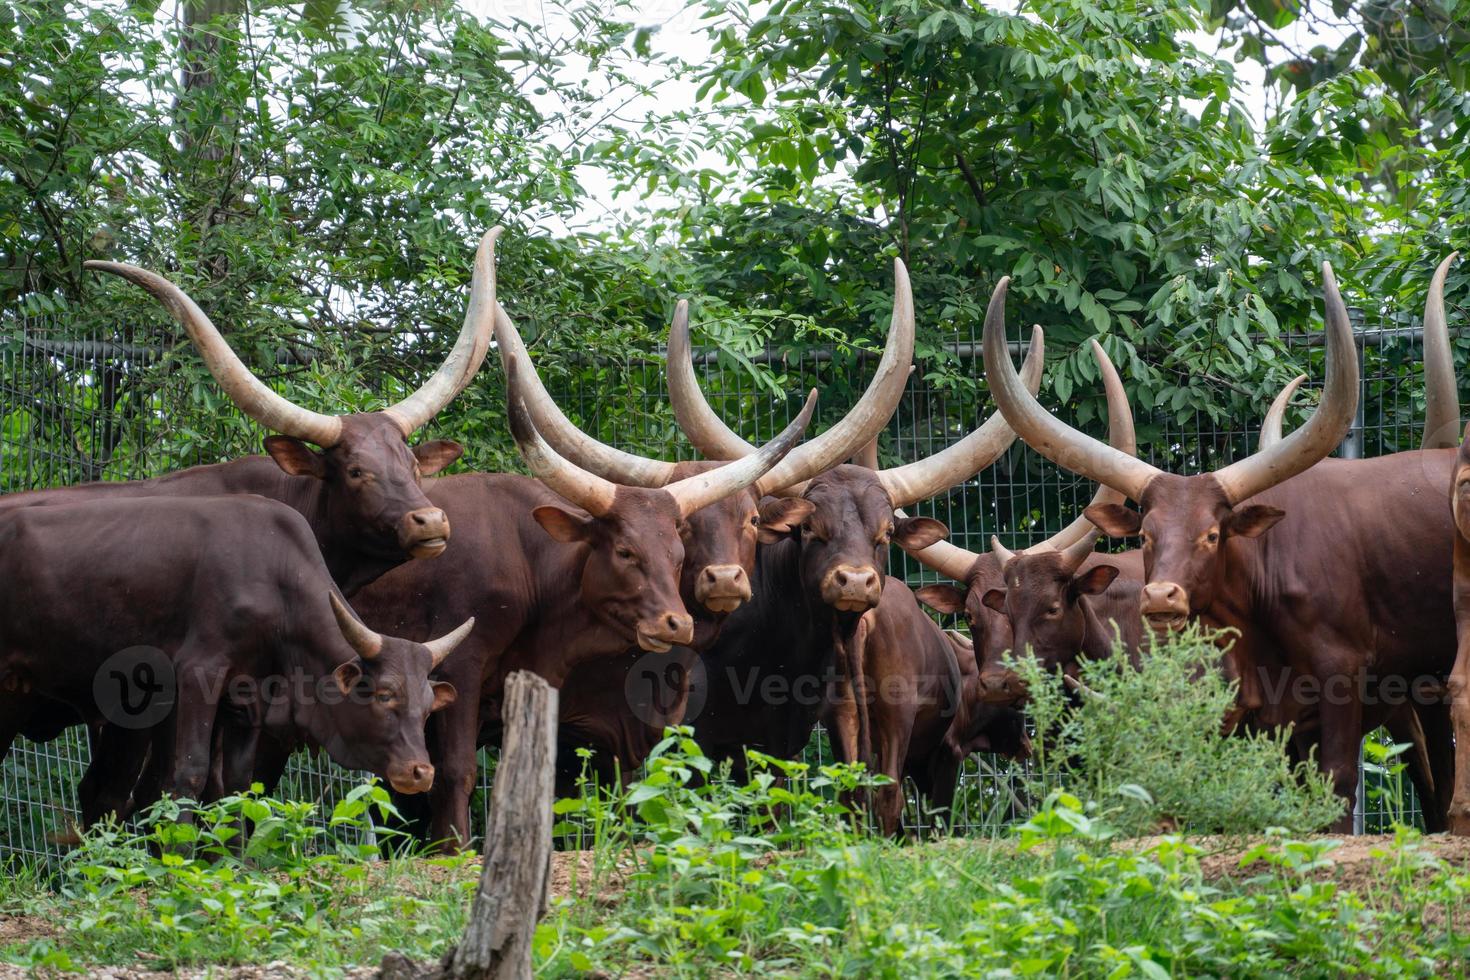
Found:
[984,277,1163,501]
[665,391,818,518]
[903,535,981,583]
[668,258,916,494]
[1212,263,1358,504]
[382,227,501,436]
[85,261,344,447]
[493,303,678,487]
[1031,338,1137,553]
[1422,252,1461,451]
[505,357,617,517]
[422,617,476,669]
[1258,374,1306,450]
[875,327,1045,507]
[329,592,383,661]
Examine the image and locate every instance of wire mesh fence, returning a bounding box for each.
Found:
[0,297,1448,866]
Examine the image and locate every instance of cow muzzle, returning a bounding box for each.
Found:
[1141,581,1190,633]
[636,612,694,653]
[401,507,451,558]
[978,669,1026,705]
[387,760,436,795]
[820,564,882,613]
[695,564,752,614]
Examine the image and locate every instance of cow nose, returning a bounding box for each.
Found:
[637,613,694,653]
[822,564,882,612]
[695,564,752,613]
[387,761,435,795]
[1141,581,1189,632]
[401,508,450,558]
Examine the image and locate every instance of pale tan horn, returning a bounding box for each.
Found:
[875,326,1045,508]
[505,357,617,517]
[86,261,344,447]
[1056,529,1099,575]
[1212,263,1358,504]
[329,592,383,661]
[493,303,678,487]
[664,390,818,519]
[1258,374,1306,450]
[990,535,1018,570]
[1421,252,1461,451]
[667,258,916,495]
[1030,338,1136,553]
[382,227,501,436]
[983,277,1164,502]
[422,617,476,669]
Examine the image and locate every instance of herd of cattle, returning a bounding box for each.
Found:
[1,227,1467,847]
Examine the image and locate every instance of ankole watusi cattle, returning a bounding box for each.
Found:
[0,229,499,821]
[983,256,1469,830]
[664,268,1045,772]
[900,337,1143,703]
[0,495,473,803]
[492,261,924,788]
[338,354,818,849]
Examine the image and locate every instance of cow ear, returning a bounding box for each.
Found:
[894,516,948,551]
[333,661,364,697]
[1070,563,1119,597]
[429,681,457,713]
[757,497,815,543]
[264,435,328,479]
[1226,504,1285,539]
[532,504,594,543]
[915,584,968,615]
[982,589,1008,614]
[413,439,463,476]
[1083,503,1142,537]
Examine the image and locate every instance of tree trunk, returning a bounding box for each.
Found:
[440,670,558,980]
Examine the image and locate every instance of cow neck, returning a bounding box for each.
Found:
[1078,598,1119,664]
[510,540,639,689]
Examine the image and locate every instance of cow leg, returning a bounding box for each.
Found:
[1413,700,1454,833]
[78,723,152,826]
[162,689,217,803]
[1315,669,1365,834]
[920,753,962,836]
[1447,624,1470,834]
[874,721,911,838]
[426,695,482,853]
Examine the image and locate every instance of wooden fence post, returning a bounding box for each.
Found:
[381,670,557,980]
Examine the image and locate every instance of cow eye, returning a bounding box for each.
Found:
[1047,604,1061,617]
[1205,530,1219,545]
[375,691,393,704]
[616,546,635,561]
[349,467,364,479]
[749,514,760,527]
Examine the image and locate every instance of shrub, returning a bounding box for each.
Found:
[1013,624,1345,835]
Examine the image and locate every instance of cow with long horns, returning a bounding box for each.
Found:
[664,267,1044,772]
[0,495,473,802]
[0,230,500,823]
[983,258,1468,827]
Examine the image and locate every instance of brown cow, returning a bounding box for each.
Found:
[0,495,473,802]
[0,230,498,820]
[665,268,1044,772]
[982,259,1470,829]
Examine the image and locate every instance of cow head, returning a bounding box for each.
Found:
[504,357,816,652]
[85,228,501,564]
[982,264,1359,636]
[1456,429,1470,543]
[315,593,469,794]
[980,534,1118,692]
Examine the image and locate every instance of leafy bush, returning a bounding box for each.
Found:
[1013,625,1346,835]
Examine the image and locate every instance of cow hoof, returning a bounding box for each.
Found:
[1449,807,1470,837]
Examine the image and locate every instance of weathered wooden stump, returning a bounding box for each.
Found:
[380,670,558,980]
